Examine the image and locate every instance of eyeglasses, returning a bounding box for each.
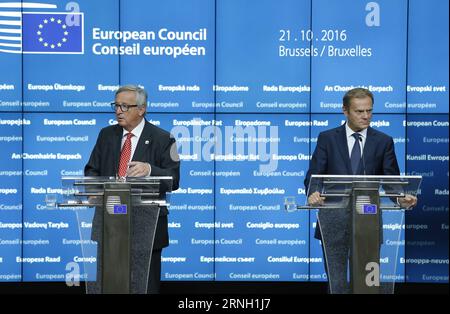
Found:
[111,102,139,112]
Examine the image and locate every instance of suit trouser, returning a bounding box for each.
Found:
[147,249,162,294]
[317,208,351,294]
[89,246,162,293]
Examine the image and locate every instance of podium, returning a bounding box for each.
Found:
[287,175,421,294]
[57,176,173,294]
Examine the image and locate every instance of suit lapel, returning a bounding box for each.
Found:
[336,124,353,174]
[363,127,378,174]
[112,125,123,175]
[132,120,152,161]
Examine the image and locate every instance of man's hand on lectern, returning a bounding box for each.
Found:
[397,194,418,209]
[308,191,326,206]
[87,196,102,205]
[127,161,151,177]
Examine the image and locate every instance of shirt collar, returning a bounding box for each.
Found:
[345,122,367,140]
[122,118,145,138]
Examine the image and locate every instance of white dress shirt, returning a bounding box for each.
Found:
[121,118,145,158]
[345,123,367,158]
[120,118,151,176]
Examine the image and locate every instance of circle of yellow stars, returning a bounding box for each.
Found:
[36,17,69,49]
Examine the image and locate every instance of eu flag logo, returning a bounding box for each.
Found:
[113,204,127,215]
[363,204,377,215]
[22,13,83,54]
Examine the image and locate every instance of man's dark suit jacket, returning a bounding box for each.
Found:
[84,119,180,249]
[304,124,400,240]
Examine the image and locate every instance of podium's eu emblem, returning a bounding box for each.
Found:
[113,204,127,215]
[363,204,377,214]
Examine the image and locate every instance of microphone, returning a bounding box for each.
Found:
[358,135,366,175]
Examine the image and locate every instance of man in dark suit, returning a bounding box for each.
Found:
[85,85,180,293]
[304,87,416,294]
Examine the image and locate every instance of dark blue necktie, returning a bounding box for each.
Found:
[350,133,362,174]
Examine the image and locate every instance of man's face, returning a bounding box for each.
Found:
[343,96,373,132]
[114,91,145,131]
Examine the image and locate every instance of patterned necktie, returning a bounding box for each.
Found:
[350,133,362,174]
[118,133,133,177]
